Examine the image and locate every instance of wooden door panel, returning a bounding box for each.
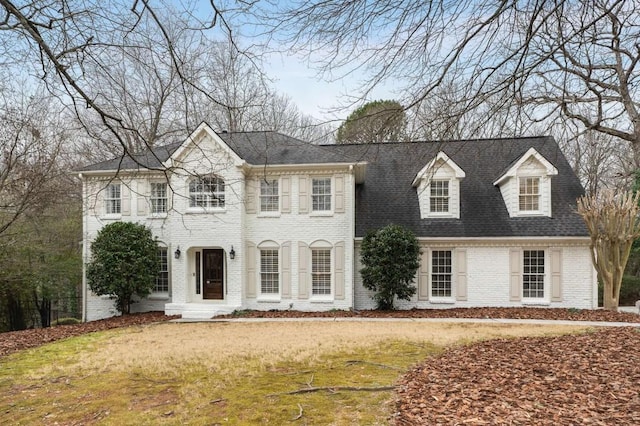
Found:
[203,249,224,299]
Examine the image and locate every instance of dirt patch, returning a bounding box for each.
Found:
[394,326,640,425]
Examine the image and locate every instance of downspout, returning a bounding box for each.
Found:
[80,173,88,322]
[349,165,356,312]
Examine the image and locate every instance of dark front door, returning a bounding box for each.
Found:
[203,249,224,300]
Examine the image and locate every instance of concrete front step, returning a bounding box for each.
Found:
[165,303,240,319]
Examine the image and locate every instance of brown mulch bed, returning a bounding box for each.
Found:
[394,326,640,425]
[0,312,177,358]
[221,306,640,323]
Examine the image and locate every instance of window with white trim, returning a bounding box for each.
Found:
[260,179,279,212]
[260,249,279,294]
[150,182,167,214]
[519,177,540,212]
[189,176,225,208]
[311,249,331,295]
[104,184,121,215]
[312,178,331,211]
[431,250,452,298]
[523,250,545,298]
[154,247,169,293]
[430,180,449,213]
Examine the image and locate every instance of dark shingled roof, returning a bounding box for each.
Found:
[79,131,587,238]
[79,131,351,171]
[326,136,588,238]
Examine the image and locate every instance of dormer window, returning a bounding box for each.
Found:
[412,151,465,219]
[493,148,557,218]
[430,180,450,213]
[518,177,540,212]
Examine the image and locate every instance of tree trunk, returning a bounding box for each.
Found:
[8,293,27,331]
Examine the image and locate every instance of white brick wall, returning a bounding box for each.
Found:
[354,240,596,310]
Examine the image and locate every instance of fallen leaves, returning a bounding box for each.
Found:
[394,327,640,425]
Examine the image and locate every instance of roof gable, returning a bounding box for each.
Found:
[493,147,558,186]
[411,151,466,187]
[168,122,244,167]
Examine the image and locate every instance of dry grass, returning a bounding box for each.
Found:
[72,321,584,375]
[1,321,588,425]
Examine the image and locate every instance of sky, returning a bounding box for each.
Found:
[264,53,396,122]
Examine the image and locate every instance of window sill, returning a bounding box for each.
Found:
[429,298,455,304]
[147,294,170,301]
[148,213,168,219]
[100,214,122,220]
[310,211,334,217]
[257,212,281,218]
[310,297,334,303]
[186,208,226,214]
[257,297,281,303]
[522,299,549,306]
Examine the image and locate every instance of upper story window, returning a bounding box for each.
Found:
[493,148,558,218]
[413,152,465,219]
[260,249,279,295]
[189,176,225,209]
[519,177,540,212]
[260,179,279,212]
[430,180,450,213]
[150,182,168,214]
[523,250,545,298]
[104,183,121,215]
[154,246,169,293]
[312,177,331,211]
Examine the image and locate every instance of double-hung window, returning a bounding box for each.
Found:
[519,177,540,212]
[260,179,279,213]
[154,247,169,293]
[150,182,168,214]
[312,178,331,211]
[311,249,331,295]
[429,180,449,213]
[260,249,279,295]
[523,250,545,298]
[189,176,225,209]
[431,250,452,298]
[104,184,121,215]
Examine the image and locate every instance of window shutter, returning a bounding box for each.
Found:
[137,180,147,215]
[246,241,256,298]
[334,241,345,299]
[281,176,291,213]
[456,249,467,301]
[509,249,521,301]
[281,241,291,298]
[246,179,257,214]
[334,175,345,213]
[298,242,309,298]
[550,248,562,302]
[95,185,104,215]
[298,176,309,214]
[418,248,430,301]
[121,184,131,216]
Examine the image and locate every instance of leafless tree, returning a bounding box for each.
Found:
[255,1,640,162]
[578,190,640,310]
[0,89,67,239]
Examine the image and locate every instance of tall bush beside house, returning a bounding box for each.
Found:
[87,222,159,315]
[360,224,420,310]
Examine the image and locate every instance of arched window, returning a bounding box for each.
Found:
[189,176,225,208]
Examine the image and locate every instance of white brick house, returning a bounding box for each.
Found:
[79,123,596,320]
